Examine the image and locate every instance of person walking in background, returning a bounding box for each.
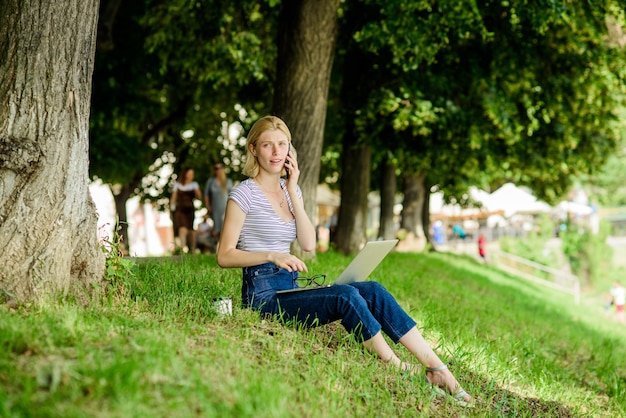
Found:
[196,214,216,254]
[171,168,202,253]
[204,163,233,245]
[452,224,466,240]
[217,115,472,407]
[478,233,487,263]
[609,281,626,324]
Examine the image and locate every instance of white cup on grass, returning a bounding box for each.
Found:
[213,297,232,316]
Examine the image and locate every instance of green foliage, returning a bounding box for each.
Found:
[142,0,277,88]
[467,1,626,201]
[90,0,626,241]
[584,152,626,206]
[536,213,557,240]
[355,1,490,66]
[580,124,626,206]
[338,0,626,204]
[100,222,137,297]
[499,234,559,269]
[90,0,278,206]
[561,219,614,285]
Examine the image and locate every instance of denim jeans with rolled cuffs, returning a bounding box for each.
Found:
[242,262,416,343]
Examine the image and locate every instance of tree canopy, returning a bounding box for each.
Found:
[90,0,280,247]
[347,0,625,198]
[89,0,626,254]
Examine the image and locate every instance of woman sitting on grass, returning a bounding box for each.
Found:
[216,115,472,407]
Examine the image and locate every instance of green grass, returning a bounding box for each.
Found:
[1,251,625,417]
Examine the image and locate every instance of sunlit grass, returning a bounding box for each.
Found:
[1,251,625,417]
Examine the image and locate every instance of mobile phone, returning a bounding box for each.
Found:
[285,143,291,179]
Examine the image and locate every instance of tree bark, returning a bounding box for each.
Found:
[421,183,433,249]
[378,156,397,240]
[0,0,106,303]
[398,171,427,252]
[334,128,371,255]
[272,0,340,257]
[112,184,132,255]
[332,17,383,255]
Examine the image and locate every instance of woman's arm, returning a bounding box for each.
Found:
[216,200,308,272]
[170,189,178,211]
[284,151,316,252]
[288,189,316,252]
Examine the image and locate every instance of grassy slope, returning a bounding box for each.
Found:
[1,251,625,417]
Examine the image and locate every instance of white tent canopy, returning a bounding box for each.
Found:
[430,183,552,220]
[429,191,483,217]
[481,183,551,218]
[554,200,593,216]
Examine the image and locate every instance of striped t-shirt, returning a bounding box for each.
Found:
[229,178,300,253]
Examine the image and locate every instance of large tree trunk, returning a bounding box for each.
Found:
[272,0,341,257]
[334,129,371,255]
[0,0,106,303]
[378,155,397,240]
[332,22,380,255]
[397,171,427,252]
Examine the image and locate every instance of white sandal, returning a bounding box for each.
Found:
[425,364,473,407]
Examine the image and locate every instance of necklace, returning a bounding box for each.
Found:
[254,179,285,207]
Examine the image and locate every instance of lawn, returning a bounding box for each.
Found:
[1,250,625,417]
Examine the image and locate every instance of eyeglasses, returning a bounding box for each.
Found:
[214,166,224,171]
[295,274,327,288]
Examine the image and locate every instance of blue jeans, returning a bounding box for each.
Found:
[241,263,416,343]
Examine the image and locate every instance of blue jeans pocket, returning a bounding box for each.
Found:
[242,263,296,311]
[249,266,281,295]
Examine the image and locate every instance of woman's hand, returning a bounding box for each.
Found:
[285,150,300,187]
[283,148,317,252]
[270,252,308,273]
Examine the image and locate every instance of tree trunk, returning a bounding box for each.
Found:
[112,184,132,255]
[332,21,381,255]
[421,184,433,249]
[397,171,427,252]
[0,0,105,303]
[334,129,371,255]
[378,156,397,240]
[272,0,341,257]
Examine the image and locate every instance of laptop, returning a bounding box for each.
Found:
[276,239,399,295]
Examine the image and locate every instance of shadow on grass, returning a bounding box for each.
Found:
[265,317,582,417]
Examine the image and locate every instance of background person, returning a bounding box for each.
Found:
[478,233,487,263]
[452,224,466,240]
[196,214,216,254]
[170,167,202,253]
[216,115,472,407]
[204,163,233,244]
[610,281,626,324]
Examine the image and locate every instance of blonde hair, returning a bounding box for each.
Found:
[242,115,296,178]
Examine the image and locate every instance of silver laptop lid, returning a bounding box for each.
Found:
[333,239,398,285]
